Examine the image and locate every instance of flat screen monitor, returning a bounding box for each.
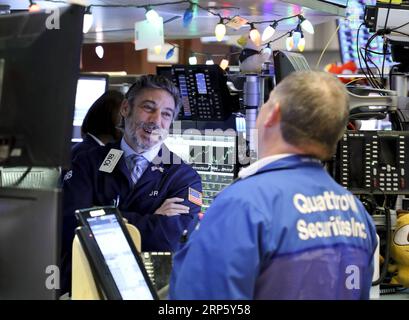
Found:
[164,131,237,211]
[0,187,61,299]
[0,5,83,168]
[337,0,393,68]
[72,74,108,141]
[273,50,311,85]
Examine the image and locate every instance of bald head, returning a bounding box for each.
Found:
[268,70,349,160]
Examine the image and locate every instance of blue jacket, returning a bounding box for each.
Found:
[61,141,202,292]
[169,155,377,300]
[71,134,101,161]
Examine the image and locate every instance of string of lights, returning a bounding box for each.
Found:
[165,42,242,69]
[40,0,314,43]
[38,0,315,66]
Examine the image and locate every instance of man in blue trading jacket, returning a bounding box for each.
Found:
[61,75,202,293]
[169,71,378,300]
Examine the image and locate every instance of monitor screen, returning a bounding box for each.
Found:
[0,5,83,168]
[0,187,61,299]
[72,75,108,141]
[337,0,393,68]
[273,50,311,85]
[87,214,155,300]
[164,131,237,211]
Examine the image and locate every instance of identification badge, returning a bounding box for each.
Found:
[188,187,202,207]
[99,149,123,173]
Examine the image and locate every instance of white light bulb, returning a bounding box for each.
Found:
[215,23,226,42]
[154,45,162,55]
[293,31,301,48]
[298,37,306,52]
[261,25,276,42]
[220,59,229,70]
[262,46,272,56]
[249,27,261,46]
[83,12,93,33]
[189,56,197,65]
[29,3,40,12]
[146,8,160,24]
[95,45,104,59]
[205,59,214,65]
[300,18,314,34]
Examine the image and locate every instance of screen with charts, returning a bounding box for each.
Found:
[72,75,108,140]
[337,0,392,68]
[165,132,237,212]
[87,214,154,300]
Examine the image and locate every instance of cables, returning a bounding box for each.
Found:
[372,205,392,286]
[357,23,381,89]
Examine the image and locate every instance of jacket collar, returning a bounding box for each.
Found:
[241,154,323,179]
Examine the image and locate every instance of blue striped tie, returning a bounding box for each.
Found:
[127,154,148,184]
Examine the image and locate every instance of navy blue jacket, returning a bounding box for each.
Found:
[61,141,202,292]
[71,134,101,161]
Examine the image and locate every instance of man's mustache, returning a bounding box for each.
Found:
[137,122,168,138]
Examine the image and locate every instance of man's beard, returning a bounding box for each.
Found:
[128,120,168,152]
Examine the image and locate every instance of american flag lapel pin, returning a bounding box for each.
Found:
[188,187,202,207]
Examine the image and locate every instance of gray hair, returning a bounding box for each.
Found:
[271,70,349,158]
[118,74,181,130]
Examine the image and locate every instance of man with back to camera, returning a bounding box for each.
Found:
[61,75,202,293]
[169,70,378,300]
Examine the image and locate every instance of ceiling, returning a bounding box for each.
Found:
[3,0,346,43]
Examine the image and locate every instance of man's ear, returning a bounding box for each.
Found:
[264,103,281,127]
[120,99,130,118]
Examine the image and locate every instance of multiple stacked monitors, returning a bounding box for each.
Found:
[337,0,392,68]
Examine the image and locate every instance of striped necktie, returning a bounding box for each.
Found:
[127,154,148,184]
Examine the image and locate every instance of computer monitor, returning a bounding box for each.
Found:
[337,0,393,68]
[337,131,409,195]
[0,5,83,168]
[72,74,109,141]
[273,50,311,85]
[164,131,237,212]
[0,187,61,299]
[169,64,239,121]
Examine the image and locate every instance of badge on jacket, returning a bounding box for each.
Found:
[99,149,123,173]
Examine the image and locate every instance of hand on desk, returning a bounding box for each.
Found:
[155,197,190,217]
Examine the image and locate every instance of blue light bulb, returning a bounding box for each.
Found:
[183,7,194,27]
[166,47,175,60]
